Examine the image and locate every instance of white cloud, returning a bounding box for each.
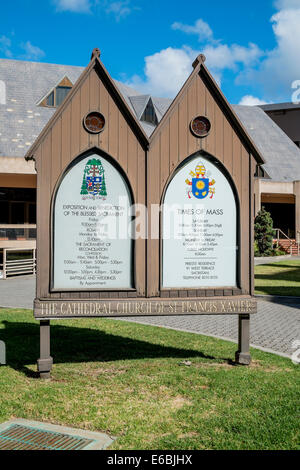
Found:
[0,35,45,61]
[0,35,12,58]
[125,46,199,97]
[20,41,45,60]
[105,1,132,21]
[274,0,300,8]
[125,39,263,98]
[171,19,213,42]
[53,0,136,20]
[125,14,264,98]
[238,5,300,100]
[239,95,271,106]
[203,43,263,71]
[54,0,92,13]
[126,4,300,102]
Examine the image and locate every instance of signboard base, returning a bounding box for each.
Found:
[35,297,255,378]
[34,296,257,319]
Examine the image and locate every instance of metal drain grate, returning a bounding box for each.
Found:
[0,424,95,450]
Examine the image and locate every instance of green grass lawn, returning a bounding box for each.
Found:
[255,260,300,297]
[0,309,299,450]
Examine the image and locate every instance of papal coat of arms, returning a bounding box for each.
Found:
[185,162,215,199]
[80,158,107,197]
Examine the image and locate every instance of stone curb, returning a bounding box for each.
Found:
[254,255,292,262]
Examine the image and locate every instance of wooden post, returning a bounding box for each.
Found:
[37,320,53,379]
[235,314,251,365]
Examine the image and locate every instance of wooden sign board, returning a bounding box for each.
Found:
[25,50,264,378]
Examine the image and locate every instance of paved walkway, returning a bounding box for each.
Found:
[254,255,300,265]
[0,275,36,310]
[0,276,299,358]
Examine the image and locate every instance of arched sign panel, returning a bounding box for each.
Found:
[162,155,237,289]
[53,153,133,290]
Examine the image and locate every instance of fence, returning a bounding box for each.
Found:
[274,228,300,256]
[0,248,36,279]
[0,224,36,241]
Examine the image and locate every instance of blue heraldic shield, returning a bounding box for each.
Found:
[192,178,209,199]
[87,175,102,195]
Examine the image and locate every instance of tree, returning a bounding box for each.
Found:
[254,207,275,256]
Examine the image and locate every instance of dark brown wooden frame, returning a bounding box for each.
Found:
[158,149,241,297]
[24,51,265,376]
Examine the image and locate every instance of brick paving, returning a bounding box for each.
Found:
[0,276,299,358]
[119,299,300,358]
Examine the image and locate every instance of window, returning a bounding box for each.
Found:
[255,165,265,178]
[0,188,36,241]
[141,99,158,126]
[0,201,9,224]
[0,80,6,105]
[272,110,286,116]
[39,77,73,108]
[46,91,54,107]
[44,86,71,108]
[0,188,36,224]
[11,202,25,224]
[56,86,71,106]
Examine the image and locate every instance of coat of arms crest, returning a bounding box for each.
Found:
[185,162,215,199]
[80,158,107,197]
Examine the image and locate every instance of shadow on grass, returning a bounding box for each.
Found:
[0,320,231,378]
[255,287,300,296]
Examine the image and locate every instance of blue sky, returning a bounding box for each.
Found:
[1,0,300,104]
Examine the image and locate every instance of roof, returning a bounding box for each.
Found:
[0,58,172,157]
[234,105,300,182]
[0,59,84,157]
[260,102,300,112]
[24,54,150,158]
[1,57,299,181]
[129,95,151,120]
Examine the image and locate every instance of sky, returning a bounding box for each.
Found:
[1,0,300,104]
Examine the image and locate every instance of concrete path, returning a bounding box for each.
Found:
[0,275,35,310]
[0,276,299,359]
[120,300,300,358]
[254,255,300,265]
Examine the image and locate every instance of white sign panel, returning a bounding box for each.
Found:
[162,156,237,288]
[53,154,133,290]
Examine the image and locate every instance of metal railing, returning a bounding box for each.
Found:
[274,228,298,255]
[297,231,300,256]
[0,248,36,279]
[0,224,36,241]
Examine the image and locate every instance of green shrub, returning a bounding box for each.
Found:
[254,207,275,256]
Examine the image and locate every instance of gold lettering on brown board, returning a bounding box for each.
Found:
[37,299,257,317]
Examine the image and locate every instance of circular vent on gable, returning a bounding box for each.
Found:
[83,112,105,134]
[190,116,211,138]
